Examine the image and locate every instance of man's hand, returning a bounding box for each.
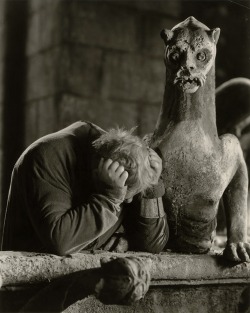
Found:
[95,158,128,202]
[149,149,163,184]
[223,242,250,262]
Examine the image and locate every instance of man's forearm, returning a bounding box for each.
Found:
[125,196,169,253]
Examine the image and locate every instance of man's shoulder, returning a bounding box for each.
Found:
[47,121,105,142]
[15,121,105,167]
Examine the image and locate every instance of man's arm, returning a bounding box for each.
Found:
[18,155,128,256]
[124,181,168,254]
[124,148,168,253]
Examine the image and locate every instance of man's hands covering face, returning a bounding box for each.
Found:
[95,158,128,203]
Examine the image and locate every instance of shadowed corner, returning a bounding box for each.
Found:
[238,286,250,313]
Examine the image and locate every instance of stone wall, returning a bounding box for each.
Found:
[24,0,180,144]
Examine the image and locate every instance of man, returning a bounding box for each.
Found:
[1,121,167,255]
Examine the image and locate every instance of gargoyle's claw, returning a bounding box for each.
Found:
[223,242,250,263]
[237,242,250,262]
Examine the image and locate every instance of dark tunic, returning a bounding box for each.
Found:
[2,121,168,255]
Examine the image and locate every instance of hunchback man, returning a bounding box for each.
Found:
[1,121,167,255]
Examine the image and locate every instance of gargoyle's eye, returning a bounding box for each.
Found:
[169,52,180,63]
[196,52,206,61]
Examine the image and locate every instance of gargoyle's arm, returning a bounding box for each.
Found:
[223,148,250,262]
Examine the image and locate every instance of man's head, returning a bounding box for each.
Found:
[93,128,162,202]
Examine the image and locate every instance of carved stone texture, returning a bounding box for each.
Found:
[18,256,151,312]
[151,17,249,262]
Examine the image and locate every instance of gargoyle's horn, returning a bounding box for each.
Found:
[160,29,174,45]
[207,28,221,44]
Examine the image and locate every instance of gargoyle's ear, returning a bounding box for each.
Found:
[160,29,174,45]
[208,28,220,44]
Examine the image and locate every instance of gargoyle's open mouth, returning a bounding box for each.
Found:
[174,72,206,93]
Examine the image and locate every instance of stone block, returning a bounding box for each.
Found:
[0,27,4,62]
[2,250,250,286]
[101,52,165,103]
[27,0,61,14]
[68,2,139,52]
[0,61,4,102]
[58,94,138,132]
[26,45,105,100]
[114,0,181,17]
[138,102,160,136]
[26,5,66,56]
[26,48,62,101]
[62,46,104,98]
[0,0,6,26]
[24,99,38,146]
[64,285,245,313]
[25,97,57,146]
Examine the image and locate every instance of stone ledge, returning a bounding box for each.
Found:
[1,250,250,287]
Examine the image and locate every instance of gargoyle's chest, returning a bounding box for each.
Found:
[156,127,226,204]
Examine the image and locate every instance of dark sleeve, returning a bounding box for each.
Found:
[17,148,121,256]
[124,195,169,254]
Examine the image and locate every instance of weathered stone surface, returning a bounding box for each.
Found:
[101,52,165,103]
[114,1,181,17]
[26,5,66,56]
[0,27,5,62]
[27,0,61,14]
[62,46,103,98]
[0,0,6,26]
[25,48,62,101]
[25,97,58,146]
[0,61,3,102]
[1,251,249,313]
[68,3,139,52]
[58,94,138,131]
[138,102,160,136]
[1,251,250,287]
[64,285,245,313]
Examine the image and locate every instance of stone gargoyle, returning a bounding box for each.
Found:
[149,16,249,262]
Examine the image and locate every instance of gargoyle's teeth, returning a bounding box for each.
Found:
[200,77,206,86]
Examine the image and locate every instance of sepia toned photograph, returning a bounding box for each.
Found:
[0,0,250,312]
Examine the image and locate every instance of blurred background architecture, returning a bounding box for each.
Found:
[0,0,249,240]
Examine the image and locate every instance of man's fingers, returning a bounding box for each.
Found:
[103,158,113,170]
[109,161,120,172]
[120,171,128,185]
[115,165,125,176]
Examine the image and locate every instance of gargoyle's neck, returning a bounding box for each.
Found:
[154,65,218,139]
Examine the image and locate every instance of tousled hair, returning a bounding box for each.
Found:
[92,127,156,193]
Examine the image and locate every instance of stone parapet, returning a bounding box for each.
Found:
[1,250,250,287]
[1,251,250,312]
